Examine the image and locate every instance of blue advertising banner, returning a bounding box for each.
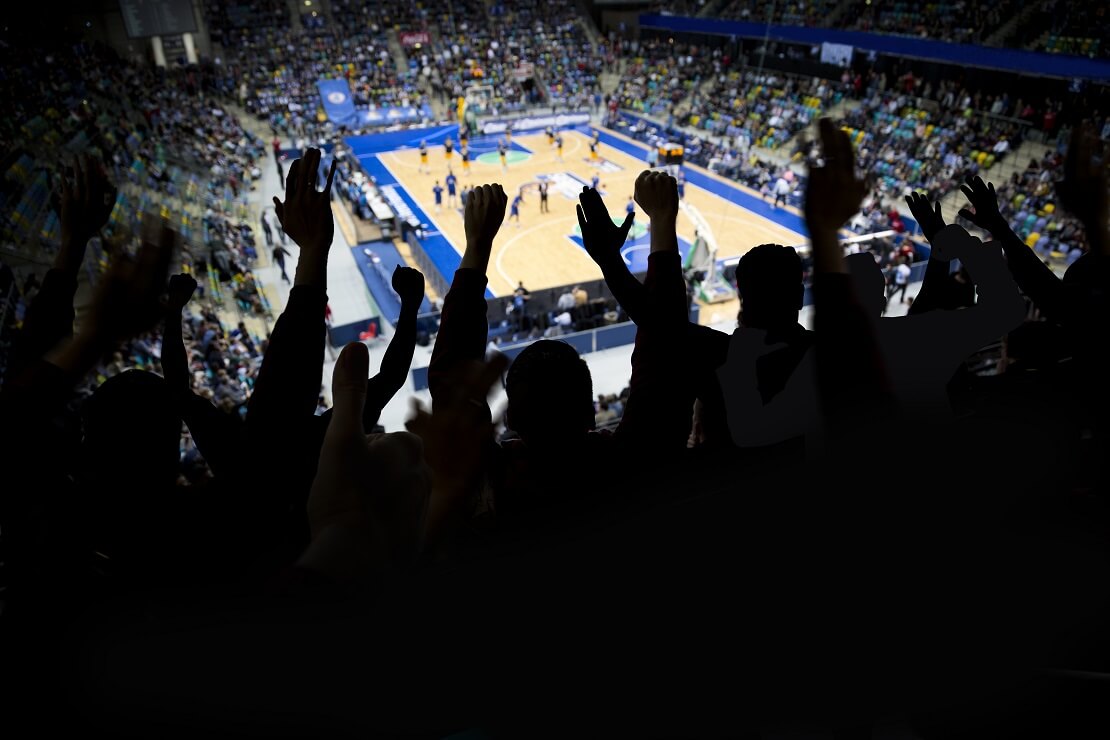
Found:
[638,14,1110,83]
[317,78,359,126]
[319,78,434,127]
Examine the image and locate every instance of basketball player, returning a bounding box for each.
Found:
[677,171,686,200]
[433,180,444,213]
[498,139,508,172]
[539,180,549,213]
[555,134,564,162]
[546,125,555,146]
[444,136,454,165]
[505,121,512,145]
[461,145,471,175]
[510,192,523,227]
[446,169,458,207]
[591,172,600,190]
[419,140,429,173]
[589,139,599,163]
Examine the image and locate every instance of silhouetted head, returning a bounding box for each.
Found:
[845,252,888,317]
[735,244,804,329]
[505,340,594,448]
[81,370,180,490]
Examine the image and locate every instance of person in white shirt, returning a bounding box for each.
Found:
[557,290,576,312]
[772,176,792,208]
[887,257,913,306]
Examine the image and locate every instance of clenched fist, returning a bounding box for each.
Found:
[464,184,508,248]
[392,265,426,308]
[633,170,679,222]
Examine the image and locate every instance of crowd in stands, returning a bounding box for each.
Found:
[208,0,429,143]
[611,39,719,117]
[430,0,607,115]
[845,0,1021,44]
[721,0,844,26]
[5,113,1109,733]
[717,0,1022,46]
[840,87,1023,201]
[1033,0,1109,58]
[964,149,1094,265]
[682,70,837,150]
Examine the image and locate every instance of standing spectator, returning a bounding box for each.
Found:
[260,213,273,247]
[273,245,292,284]
[887,257,912,306]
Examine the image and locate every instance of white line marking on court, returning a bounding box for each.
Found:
[620,244,649,266]
[383,151,421,170]
[374,155,461,255]
[494,217,578,294]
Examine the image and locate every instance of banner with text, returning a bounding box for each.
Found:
[482,112,590,136]
[399,31,431,47]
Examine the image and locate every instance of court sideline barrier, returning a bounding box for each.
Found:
[410,306,699,392]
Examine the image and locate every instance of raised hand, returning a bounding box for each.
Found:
[1057,121,1109,254]
[929,224,981,263]
[305,341,432,578]
[634,169,679,222]
[904,191,945,242]
[167,273,198,311]
[577,187,633,269]
[58,154,117,271]
[805,118,867,274]
[805,118,867,234]
[392,265,425,309]
[463,184,508,249]
[957,176,1006,235]
[272,147,337,252]
[86,216,177,344]
[406,353,509,545]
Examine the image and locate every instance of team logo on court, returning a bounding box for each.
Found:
[327,92,347,104]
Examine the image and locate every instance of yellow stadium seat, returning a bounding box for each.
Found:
[1044,203,1055,214]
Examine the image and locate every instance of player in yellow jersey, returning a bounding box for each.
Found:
[418,140,428,173]
[444,137,454,164]
[461,145,471,174]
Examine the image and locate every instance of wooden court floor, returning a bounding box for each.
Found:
[374,128,806,301]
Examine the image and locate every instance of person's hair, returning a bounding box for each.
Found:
[81,370,180,486]
[845,252,888,317]
[505,340,594,447]
[734,244,804,329]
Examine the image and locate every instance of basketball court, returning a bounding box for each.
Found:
[346,124,808,305]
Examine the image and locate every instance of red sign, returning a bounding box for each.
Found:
[399,31,430,47]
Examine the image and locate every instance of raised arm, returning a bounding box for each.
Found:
[428,184,506,409]
[805,119,892,430]
[904,191,956,316]
[956,175,1068,321]
[164,273,244,479]
[576,186,646,322]
[365,266,424,421]
[318,266,426,433]
[612,171,699,450]
[903,225,1026,363]
[8,155,116,380]
[246,149,336,440]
